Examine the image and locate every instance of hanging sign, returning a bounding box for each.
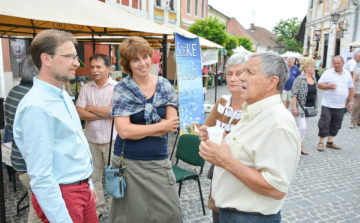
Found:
[174,33,205,135]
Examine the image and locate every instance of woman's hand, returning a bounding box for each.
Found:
[160,117,179,132]
[292,108,298,117]
[199,125,209,141]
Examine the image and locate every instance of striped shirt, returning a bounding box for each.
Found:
[4,80,33,173]
[204,95,242,132]
[76,77,117,144]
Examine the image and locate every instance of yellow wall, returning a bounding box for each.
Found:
[154,9,164,17]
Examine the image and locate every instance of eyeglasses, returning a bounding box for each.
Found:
[52,54,79,61]
[219,108,241,134]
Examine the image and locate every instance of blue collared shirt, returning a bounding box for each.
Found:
[13,77,94,223]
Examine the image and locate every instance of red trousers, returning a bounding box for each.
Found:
[32,182,98,223]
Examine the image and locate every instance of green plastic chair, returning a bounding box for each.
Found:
[172,134,206,215]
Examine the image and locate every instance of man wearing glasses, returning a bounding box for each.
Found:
[13,29,98,223]
[200,52,301,223]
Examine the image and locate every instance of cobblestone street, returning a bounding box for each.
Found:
[2,84,360,222]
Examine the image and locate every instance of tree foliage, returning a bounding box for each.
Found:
[237,36,253,52]
[225,34,238,56]
[188,17,227,47]
[272,17,303,53]
[189,17,254,56]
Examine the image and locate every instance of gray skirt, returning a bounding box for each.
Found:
[108,156,182,223]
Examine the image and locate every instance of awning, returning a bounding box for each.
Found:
[344,40,360,47]
[0,0,172,37]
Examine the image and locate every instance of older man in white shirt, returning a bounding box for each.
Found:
[200,52,301,223]
[317,56,354,151]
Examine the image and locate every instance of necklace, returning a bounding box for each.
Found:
[144,75,151,99]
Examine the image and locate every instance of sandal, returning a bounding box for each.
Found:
[301,146,309,155]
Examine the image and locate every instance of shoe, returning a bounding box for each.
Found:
[326,142,341,150]
[349,122,355,129]
[317,142,324,151]
[301,150,309,155]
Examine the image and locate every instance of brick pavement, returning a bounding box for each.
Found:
[2,84,360,222]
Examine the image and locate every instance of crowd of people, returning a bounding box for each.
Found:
[3,28,359,223]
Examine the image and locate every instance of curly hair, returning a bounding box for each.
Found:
[119,37,153,76]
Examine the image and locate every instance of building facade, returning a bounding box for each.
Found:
[104,0,181,26]
[304,0,360,68]
[181,0,208,30]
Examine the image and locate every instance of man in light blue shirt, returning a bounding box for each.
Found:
[13,29,98,223]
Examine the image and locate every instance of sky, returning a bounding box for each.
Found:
[207,0,309,32]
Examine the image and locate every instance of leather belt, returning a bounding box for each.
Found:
[226,208,261,215]
[61,178,89,185]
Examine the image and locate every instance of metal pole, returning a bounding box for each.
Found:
[215,63,218,103]
[115,45,120,71]
[162,34,168,79]
[92,34,96,55]
[0,98,6,222]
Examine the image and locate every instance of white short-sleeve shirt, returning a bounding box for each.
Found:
[343,59,358,73]
[318,68,354,108]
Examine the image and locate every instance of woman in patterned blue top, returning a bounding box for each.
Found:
[109,36,181,223]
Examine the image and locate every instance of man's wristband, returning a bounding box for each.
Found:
[292,108,297,110]
[349,102,354,105]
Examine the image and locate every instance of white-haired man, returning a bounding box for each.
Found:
[200,52,301,222]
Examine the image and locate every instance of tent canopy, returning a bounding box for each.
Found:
[0,0,172,37]
[280,51,303,58]
[161,23,223,49]
[233,45,253,55]
[344,40,360,47]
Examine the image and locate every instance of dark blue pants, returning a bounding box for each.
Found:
[219,208,281,223]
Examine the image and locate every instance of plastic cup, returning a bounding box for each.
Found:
[207,127,224,145]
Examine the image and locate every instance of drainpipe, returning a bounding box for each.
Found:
[350,0,359,41]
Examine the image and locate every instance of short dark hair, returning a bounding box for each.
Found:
[30,29,77,70]
[90,54,111,67]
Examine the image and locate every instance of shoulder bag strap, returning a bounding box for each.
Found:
[107,118,115,166]
[107,118,126,168]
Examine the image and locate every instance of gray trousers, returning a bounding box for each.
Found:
[318,106,345,138]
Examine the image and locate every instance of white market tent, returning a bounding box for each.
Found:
[280,51,303,58]
[0,0,172,37]
[161,23,223,49]
[233,45,253,55]
[344,40,360,47]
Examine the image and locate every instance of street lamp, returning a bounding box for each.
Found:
[331,12,348,31]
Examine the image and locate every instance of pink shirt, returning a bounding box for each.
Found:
[76,77,117,144]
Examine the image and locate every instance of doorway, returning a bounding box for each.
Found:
[323,34,329,68]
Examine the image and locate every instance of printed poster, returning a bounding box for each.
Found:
[174,33,205,135]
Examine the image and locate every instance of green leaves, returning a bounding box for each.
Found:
[237,37,253,52]
[273,17,303,53]
[189,17,253,56]
[189,17,227,47]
